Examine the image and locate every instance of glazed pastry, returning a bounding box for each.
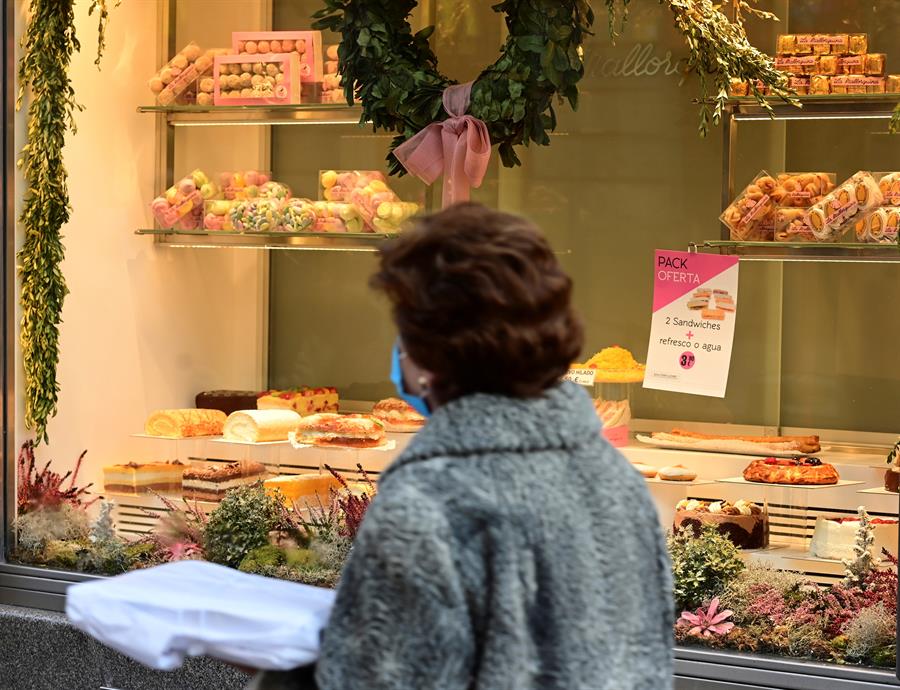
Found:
[817,55,838,76]
[631,463,658,479]
[838,55,865,76]
[223,409,302,443]
[658,465,698,482]
[743,457,839,485]
[887,75,900,94]
[144,409,227,438]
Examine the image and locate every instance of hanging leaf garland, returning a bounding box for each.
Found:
[17,0,116,443]
[314,0,797,175]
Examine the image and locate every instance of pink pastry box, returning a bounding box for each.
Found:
[213,53,302,106]
[231,31,323,83]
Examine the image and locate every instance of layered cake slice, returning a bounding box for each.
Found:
[103,461,186,495]
[264,473,343,507]
[182,461,267,502]
[195,390,261,416]
[257,387,340,416]
[674,499,768,549]
[809,515,898,561]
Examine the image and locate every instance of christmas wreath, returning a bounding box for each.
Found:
[313,0,813,180]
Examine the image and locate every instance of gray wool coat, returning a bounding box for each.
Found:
[252,382,674,690]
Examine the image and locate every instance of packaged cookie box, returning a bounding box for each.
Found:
[777,33,867,56]
[874,172,900,206]
[149,42,209,106]
[803,171,884,241]
[770,172,836,208]
[231,31,323,83]
[213,53,302,106]
[854,207,900,244]
[720,172,778,241]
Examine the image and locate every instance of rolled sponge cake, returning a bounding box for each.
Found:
[224,409,302,443]
[145,409,227,438]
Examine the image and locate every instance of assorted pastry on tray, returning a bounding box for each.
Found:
[743,456,839,485]
[640,428,821,456]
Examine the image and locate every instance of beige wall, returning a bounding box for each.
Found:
[12,1,267,486]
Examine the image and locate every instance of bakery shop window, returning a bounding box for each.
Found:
[7,0,900,676]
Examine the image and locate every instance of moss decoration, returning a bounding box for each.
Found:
[17,0,117,443]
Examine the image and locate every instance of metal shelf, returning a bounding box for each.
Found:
[135,228,395,252]
[692,240,900,263]
[137,103,364,126]
[725,94,900,121]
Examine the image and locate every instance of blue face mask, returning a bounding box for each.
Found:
[390,341,432,418]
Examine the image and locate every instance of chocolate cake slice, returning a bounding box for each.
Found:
[195,390,260,416]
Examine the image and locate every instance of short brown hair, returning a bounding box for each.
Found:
[371,202,583,401]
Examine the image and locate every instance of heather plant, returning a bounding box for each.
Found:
[720,564,804,624]
[668,526,745,610]
[844,603,895,662]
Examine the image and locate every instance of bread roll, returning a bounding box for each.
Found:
[224,409,301,443]
[144,409,226,438]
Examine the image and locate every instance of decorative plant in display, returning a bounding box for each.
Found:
[17,0,119,444]
[313,0,797,191]
[668,525,745,610]
[677,597,734,638]
[842,506,876,587]
[203,484,283,569]
[140,493,208,563]
[672,530,899,667]
[16,440,97,514]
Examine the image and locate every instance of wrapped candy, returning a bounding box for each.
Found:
[219,170,271,200]
[151,169,215,228]
[204,200,240,231]
[369,201,421,233]
[230,198,285,233]
[259,181,291,200]
[311,201,364,233]
[320,170,387,202]
[281,198,317,232]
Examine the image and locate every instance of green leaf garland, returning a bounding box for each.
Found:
[313,0,797,174]
[17,0,115,443]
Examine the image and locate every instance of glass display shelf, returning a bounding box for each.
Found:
[723,94,900,121]
[691,240,900,263]
[137,102,364,126]
[135,228,395,252]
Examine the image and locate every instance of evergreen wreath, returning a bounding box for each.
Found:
[313,0,808,175]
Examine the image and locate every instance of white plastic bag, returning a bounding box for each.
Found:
[66,560,335,671]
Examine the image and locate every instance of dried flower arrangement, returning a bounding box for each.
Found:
[15,459,375,589]
[672,525,898,668]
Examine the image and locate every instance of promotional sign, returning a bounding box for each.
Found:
[643,250,739,397]
[563,368,597,386]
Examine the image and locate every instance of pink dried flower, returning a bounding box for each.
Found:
[17,441,97,514]
[325,463,375,540]
[745,586,790,625]
[678,598,735,637]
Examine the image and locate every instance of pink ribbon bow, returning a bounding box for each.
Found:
[394,82,491,208]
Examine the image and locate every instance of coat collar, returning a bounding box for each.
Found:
[385,382,601,474]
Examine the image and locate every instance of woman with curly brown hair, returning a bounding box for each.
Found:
[252,203,673,690]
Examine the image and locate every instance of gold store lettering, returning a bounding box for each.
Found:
[589,43,688,78]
